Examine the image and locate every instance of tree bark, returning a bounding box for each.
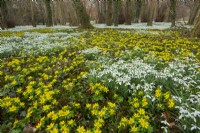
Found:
[95,0,106,23]
[140,0,148,22]
[147,0,154,26]
[114,0,119,26]
[58,0,66,25]
[155,1,168,22]
[191,12,200,38]
[106,0,113,26]
[0,0,8,30]
[170,0,176,27]
[134,0,142,23]
[125,0,132,25]
[72,0,93,28]
[52,1,57,25]
[30,0,36,27]
[188,0,200,25]
[45,0,53,27]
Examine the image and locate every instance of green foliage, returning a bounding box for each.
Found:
[0,28,199,132]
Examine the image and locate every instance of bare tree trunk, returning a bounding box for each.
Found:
[164,2,171,22]
[125,0,132,25]
[45,0,53,27]
[106,0,113,26]
[52,1,57,25]
[134,0,142,23]
[155,1,168,22]
[147,0,154,26]
[170,0,176,27]
[140,0,148,22]
[191,12,200,37]
[30,0,36,27]
[118,1,125,24]
[72,0,93,28]
[58,0,65,25]
[188,0,200,25]
[0,0,8,30]
[66,0,79,26]
[95,0,106,23]
[114,0,119,26]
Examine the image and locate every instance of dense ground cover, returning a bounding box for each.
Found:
[0,27,200,133]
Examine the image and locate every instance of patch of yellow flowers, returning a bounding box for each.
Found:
[0,29,198,132]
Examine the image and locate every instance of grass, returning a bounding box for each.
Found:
[0,28,200,133]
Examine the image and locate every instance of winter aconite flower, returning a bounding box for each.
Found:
[130,126,138,132]
[168,99,175,108]
[76,126,86,133]
[155,88,161,98]
[139,118,149,129]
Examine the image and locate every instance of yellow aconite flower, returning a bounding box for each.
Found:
[168,99,175,108]
[101,86,109,93]
[134,113,140,118]
[20,102,25,107]
[51,114,58,121]
[94,129,102,133]
[155,88,161,98]
[43,105,50,111]
[47,111,54,118]
[85,130,92,133]
[93,103,99,109]
[46,123,54,131]
[5,101,11,107]
[29,95,33,100]
[94,121,102,129]
[98,118,104,123]
[114,93,118,98]
[133,97,138,102]
[65,110,70,116]
[11,80,17,86]
[16,88,22,93]
[139,118,149,129]
[138,91,143,95]
[109,109,115,115]
[26,85,33,94]
[61,126,70,133]
[52,99,57,105]
[86,103,91,109]
[128,118,134,125]
[13,120,19,128]
[68,119,75,126]
[118,122,126,128]
[98,110,106,117]
[95,90,100,95]
[40,97,45,104]
[9,105,17,112]
[50,128,58,133]
[33,101,38,108]
[142,97,148,107]
[108,102,116,108]
[0,71,3,75]
[60,121,65,125]
[26,108,33,118]
[164,92,170,100]
[144,115,150,120]
[77,126,86,133]
[121,117,128,123]
[36,122,42,129]
[91,109,98,116]
[15,98,20,103]
[138,108,145,115]
[130,126,138,132]
[133,103,139,108]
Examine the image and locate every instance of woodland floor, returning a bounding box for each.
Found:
[0,24,199,133]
